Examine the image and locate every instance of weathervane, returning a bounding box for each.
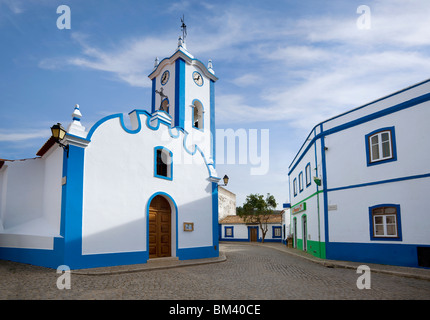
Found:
[180,15,187,42]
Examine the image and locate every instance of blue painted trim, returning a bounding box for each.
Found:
[248,226,259,241]
[177,246,219,260]
[175,58,185,129]
[272,226,282,238]
[62,144,85,268]
[326,242,430,268]
[192,71,204,87]
[293,178,297,197]
[191,99,204,131]
[298,171,303,192]
[364,126,397,166]
[210,80,216,164]
[327,173,430,192]
[368,204,402,241]
[148,50,218,82]
[85,110,216,180]
[288,92,430,175]
[305,162,311,187]
[160,70,170,86]
[319,78,430,126]
[153,146,173,181]
[224,226,234,238]
[146,192,178,258]
[151,78,156,113]
[320,124,329,245]
[212,182,219,255]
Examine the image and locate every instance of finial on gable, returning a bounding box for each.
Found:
[72,104,82,121]
[208,59,215,74]
[67,104,86,137]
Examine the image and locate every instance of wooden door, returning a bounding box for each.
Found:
[149,195,171,258]
[249,227,258,242]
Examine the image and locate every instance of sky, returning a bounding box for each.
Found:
[1,0,430,208]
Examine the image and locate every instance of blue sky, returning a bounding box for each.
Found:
[1,0,430,208]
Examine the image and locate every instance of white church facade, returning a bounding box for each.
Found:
[288,79,430,268]
[0,38,222,269]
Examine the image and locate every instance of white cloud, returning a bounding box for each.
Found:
[0,130,48,142]
[0,0,23,14]
[40,32,176,88]
[36,0,430,130]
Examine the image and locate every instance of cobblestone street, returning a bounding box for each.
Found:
[1,243,429,300]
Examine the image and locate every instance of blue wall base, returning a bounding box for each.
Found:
[327,242,430,268]
[1,244,220,270]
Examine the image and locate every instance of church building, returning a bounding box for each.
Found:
[0,35,222,269]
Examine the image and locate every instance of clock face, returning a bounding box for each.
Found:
[161,70,170,85]
[192,71,203,86]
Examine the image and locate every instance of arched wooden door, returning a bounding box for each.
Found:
[148,195,171,258]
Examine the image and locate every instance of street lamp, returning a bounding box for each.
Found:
[50,123,69,156]
[222,175,229,186]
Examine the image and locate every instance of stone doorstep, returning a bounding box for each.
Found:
[71,253,226,276]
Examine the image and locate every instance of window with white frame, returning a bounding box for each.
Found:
[370,205,401,240]
[365,127,397,166]
[273,226,282,238]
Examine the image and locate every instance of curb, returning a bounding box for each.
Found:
[252,242,430,281]
[72,253,227,276]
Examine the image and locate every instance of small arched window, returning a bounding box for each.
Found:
[192,100,203,130]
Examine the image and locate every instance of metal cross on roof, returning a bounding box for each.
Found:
[180,15,187,41]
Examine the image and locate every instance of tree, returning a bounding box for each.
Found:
[236,193,277,243]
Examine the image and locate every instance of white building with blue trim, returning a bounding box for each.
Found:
[0,38,222,270]
[219,214,283,243]
[288,79,430,268]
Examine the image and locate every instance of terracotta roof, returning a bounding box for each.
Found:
[219,214,282,224]
[36,136,56,157]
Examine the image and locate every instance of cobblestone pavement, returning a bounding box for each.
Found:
[1,243,429,300]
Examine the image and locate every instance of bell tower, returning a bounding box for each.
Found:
[148,22,218,162]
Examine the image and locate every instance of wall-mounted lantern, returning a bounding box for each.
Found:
[50,123,69,157]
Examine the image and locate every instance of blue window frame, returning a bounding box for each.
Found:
[154,146,173,180]
[224,226,234,238]
[293,178,297,197]
[299,171,303,192]
[365,127,397,166]
[368,204,402,241]
[272,226,282,238]
[305,163,311,187]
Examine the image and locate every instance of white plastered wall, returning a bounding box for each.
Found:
[81,112,214,255]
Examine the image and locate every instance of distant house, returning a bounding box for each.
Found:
[219,214,282,242]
